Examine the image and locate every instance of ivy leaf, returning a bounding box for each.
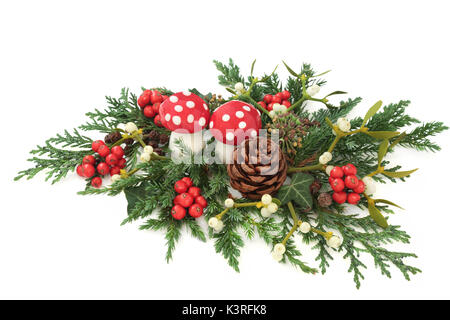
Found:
[374,199,404,210]
[365,131,400,139]
[277,173,314,208]
[383,168,418,178]
[362,100,383,126]
[378,139,389,165]
[368,201,388,229]
[124,182,149,215]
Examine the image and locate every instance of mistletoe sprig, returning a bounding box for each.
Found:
[15,58,447,288]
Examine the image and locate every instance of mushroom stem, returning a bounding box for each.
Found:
[169,130,206,160]
[214,141,236,164]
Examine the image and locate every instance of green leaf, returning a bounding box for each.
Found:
[282,61,299,78]
[311,69,332,78]
[368,201,388,229]
[226,87,236,95]
[276,173,314,208]
[362,100,383,126]
[389,132,407,150]
[374,199,404,210]
[378,139,389,166]
[365,131,400,139]
[124,182,149,215]
[324,91,347,98]
[250,59,256,76]
[272,198,282,206]
[383,168,418,178]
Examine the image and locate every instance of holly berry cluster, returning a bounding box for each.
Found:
[76,140,126,188]
[328,163,365,205]
[137,89,169,127]
[171,177,208,220]
[257,90,291,111]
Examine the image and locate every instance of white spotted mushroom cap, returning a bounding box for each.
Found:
[209,100,262,145]
[159,92,210,133]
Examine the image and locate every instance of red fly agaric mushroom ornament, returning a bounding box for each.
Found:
[209,100,262,163]
[159,92,210,160]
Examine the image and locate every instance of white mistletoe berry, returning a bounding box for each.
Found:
[124,122,138,134]
[234,82,244,93]
[306,84,320,97]
[273,103,283,112]
[362,176,376,195]
[140,152,151,162]
[208,217,219,228]
[299,222,311,234]
[273,243,286,255]
[337,117,351,132]
[269,110,276,118]
[215,220,224,232]
[326,165,334,176]
[143,146,154,155]
[111,174,121,182]
[267,202,278,214]
[271,251,283,262]
[319,152,332,164]
[261,194,272,205]
[261,207,271,218]
[327,235,342,249]
[224,198,235,208]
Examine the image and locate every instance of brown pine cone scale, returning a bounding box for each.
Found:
[227,137,287,200]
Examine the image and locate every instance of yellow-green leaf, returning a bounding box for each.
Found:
[374,199,404,210]
[282,61,299,78]
[365,131,400,139]
[389,132,407,150]
[362,100,383,126]
[368,202,388,229]
[378,139,389,166]
[324,91,347,98]
[250,59,256,76]
[383,168,418,178]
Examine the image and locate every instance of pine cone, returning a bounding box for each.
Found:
[227,137,287,200]
[159,133,169,145]
[104,131,122,144]
[318,193,332,207]
[310,179,322,195]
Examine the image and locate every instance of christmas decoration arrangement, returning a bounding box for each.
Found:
[16,59,447,288]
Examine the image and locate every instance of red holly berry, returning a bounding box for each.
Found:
[143,89,152,96]
[111,146,124,158]
[257,101,267,109]
[176,193,194,208]
[330,166,344,179]
[347,192,361,205]
[343,163,357,176]
[162,95,169,101]
[91,177,102,188]
[117,158,127,169]
[332,191,347,204]
[105,153,119,166]
[82,155,96,165]
[345,175,359,189]
[91,140,105,152]
[263,94,273,104]
[150,91,163,104]
[275,92,284,101]
[171,205,186,220]
[272,95,282,104]
[97,162,110,176]
[138,94,151,108]
[181,177,193,188]
[267,102,275,111]
[152,103,161,114]
[174,180,188,193]
[76,165,85,177]
[189,203,204,218]
[143,106,155,118]
[353,180,366,194]
[328,176,335,185]
[281,100,291,108]
[110,166,121,176]
[97,144,110,158]
[330,178,345,192]
[154,114,163,127]
[82,163,95,178]
[281,90,291,100]
[187,186,201,198]
[195,196,207,208]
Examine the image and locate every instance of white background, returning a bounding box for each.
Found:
[1,0,449,300]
